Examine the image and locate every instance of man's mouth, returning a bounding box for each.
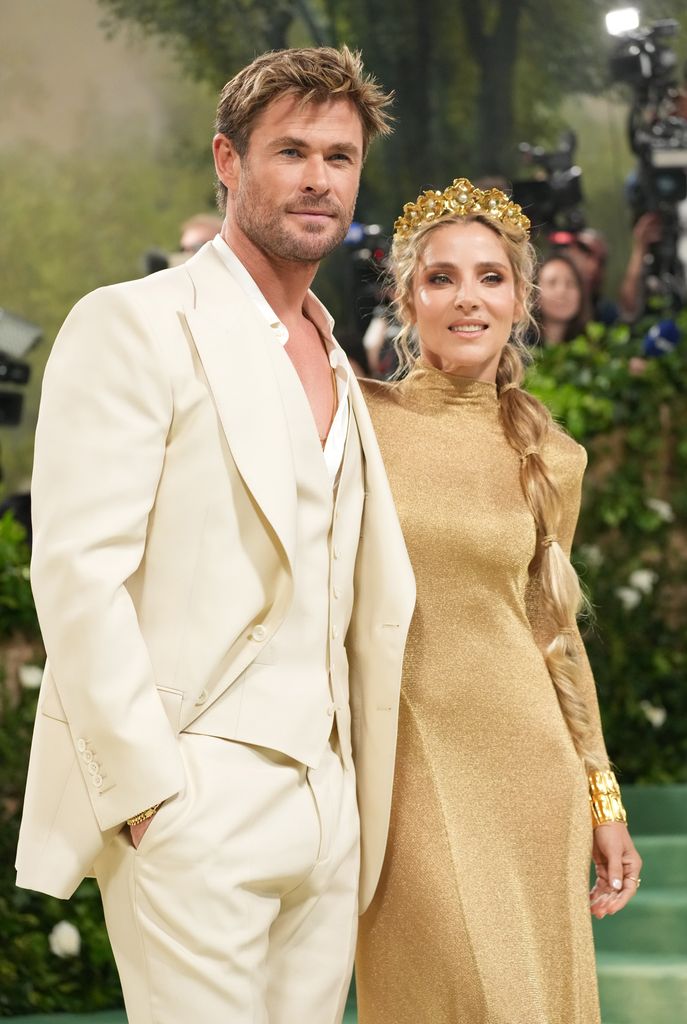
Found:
[289,209,336,218]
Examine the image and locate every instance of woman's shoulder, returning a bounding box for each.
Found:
[543,422,588,485]
[358,376,402,409]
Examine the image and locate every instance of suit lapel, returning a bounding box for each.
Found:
[182,245,297,569]
[348,374,416,624]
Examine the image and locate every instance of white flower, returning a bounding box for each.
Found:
[639,700,667,729]
[18,664,43,690]
[615,586,642,611]
[646,498,675,523]
[49,920,81,958]
[579,544,603,569]
[628,569,659,595]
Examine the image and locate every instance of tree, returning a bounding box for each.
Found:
[96,0,687,222]
[98,0,626,213]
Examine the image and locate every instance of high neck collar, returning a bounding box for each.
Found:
[399,360,499,409]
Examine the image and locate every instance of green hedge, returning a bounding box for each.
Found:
[527,314,687,784]
[0,516,121,1016]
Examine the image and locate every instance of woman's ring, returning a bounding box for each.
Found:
[627,876,641,888]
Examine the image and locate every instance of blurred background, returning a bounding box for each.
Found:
[1,1,686,1021]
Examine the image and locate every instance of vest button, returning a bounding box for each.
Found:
[250,624,267,642]
[333,585,341,599]
[333,545,341,559]
[331,624,339,639]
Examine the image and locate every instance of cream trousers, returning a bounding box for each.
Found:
[94,732,359,1023]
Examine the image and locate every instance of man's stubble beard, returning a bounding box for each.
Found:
[234,170,357,265]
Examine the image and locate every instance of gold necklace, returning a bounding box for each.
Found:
[319,361,338,448]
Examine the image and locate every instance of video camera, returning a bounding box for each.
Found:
[0,310,40,428]
[609,17,687,306]
[342,222,389,334]
[510,131,585,236]
[612,20,687,210]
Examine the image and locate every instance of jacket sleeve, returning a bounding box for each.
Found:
[30,285,185,831]
[525,438,609,766]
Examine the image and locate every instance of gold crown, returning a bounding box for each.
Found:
[393,177,531,240]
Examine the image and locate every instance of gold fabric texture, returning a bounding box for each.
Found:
[356,363,602,1024]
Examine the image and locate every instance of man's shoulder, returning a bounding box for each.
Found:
[86,261,196,311]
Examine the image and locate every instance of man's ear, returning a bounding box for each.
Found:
[213,134,241,196]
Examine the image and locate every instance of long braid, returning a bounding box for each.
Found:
[497,344,606,770]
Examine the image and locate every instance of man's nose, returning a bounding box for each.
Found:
[301,155,329,194]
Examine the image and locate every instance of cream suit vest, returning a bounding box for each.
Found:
[185,338,364,769]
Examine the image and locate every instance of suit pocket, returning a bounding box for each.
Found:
[40,670,67,723]
[156,685,184,733]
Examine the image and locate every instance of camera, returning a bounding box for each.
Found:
[510,131,585,235]
[342,222,389,334]
[609,18,687,305]
[0,310,40,427]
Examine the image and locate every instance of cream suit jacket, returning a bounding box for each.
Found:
[15,243,415,913]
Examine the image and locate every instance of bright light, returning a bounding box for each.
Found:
[605,8,640,36]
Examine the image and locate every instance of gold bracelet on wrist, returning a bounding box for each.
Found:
[588,770,627,828]
[126,803,160,827]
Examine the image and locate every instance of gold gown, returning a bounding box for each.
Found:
[356,364,604,1024]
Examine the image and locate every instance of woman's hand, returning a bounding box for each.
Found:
[590,821,642,919]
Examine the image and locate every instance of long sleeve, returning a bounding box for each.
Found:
[31,285,185,830]
[525,436,609,766]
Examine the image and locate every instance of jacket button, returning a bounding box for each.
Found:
[93,775,103,788]
[250,624,267,642]
[84,750,93,763]
[195,689,208,706]
[87,762,99,776]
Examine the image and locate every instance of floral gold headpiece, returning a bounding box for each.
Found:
[393,177,531,241]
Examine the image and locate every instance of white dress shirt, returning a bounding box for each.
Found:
[211,236,350,483]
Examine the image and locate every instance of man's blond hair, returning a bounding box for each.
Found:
[214,46,393,211]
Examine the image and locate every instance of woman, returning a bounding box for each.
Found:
[356,179,641,1024]
[536,250,589,344]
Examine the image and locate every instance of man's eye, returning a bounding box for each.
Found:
[330,153,352,163]
[280,148,301,157]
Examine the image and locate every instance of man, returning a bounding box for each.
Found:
[16,46,415,1024]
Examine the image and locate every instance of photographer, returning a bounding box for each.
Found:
[609,18,687,319]
[618,210,663,321]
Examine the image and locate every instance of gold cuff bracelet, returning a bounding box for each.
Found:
[588,770,627,828]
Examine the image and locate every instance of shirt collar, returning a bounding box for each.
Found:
[211,234,336,350]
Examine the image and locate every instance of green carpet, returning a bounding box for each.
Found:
[593,784,687,1024]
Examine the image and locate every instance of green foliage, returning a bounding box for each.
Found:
[94,0,628,213]
[0,132,216,492]
[0,513,121,1015]
[0,514,37,639]
[527,316,687,783]
[0,684,121,1015]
